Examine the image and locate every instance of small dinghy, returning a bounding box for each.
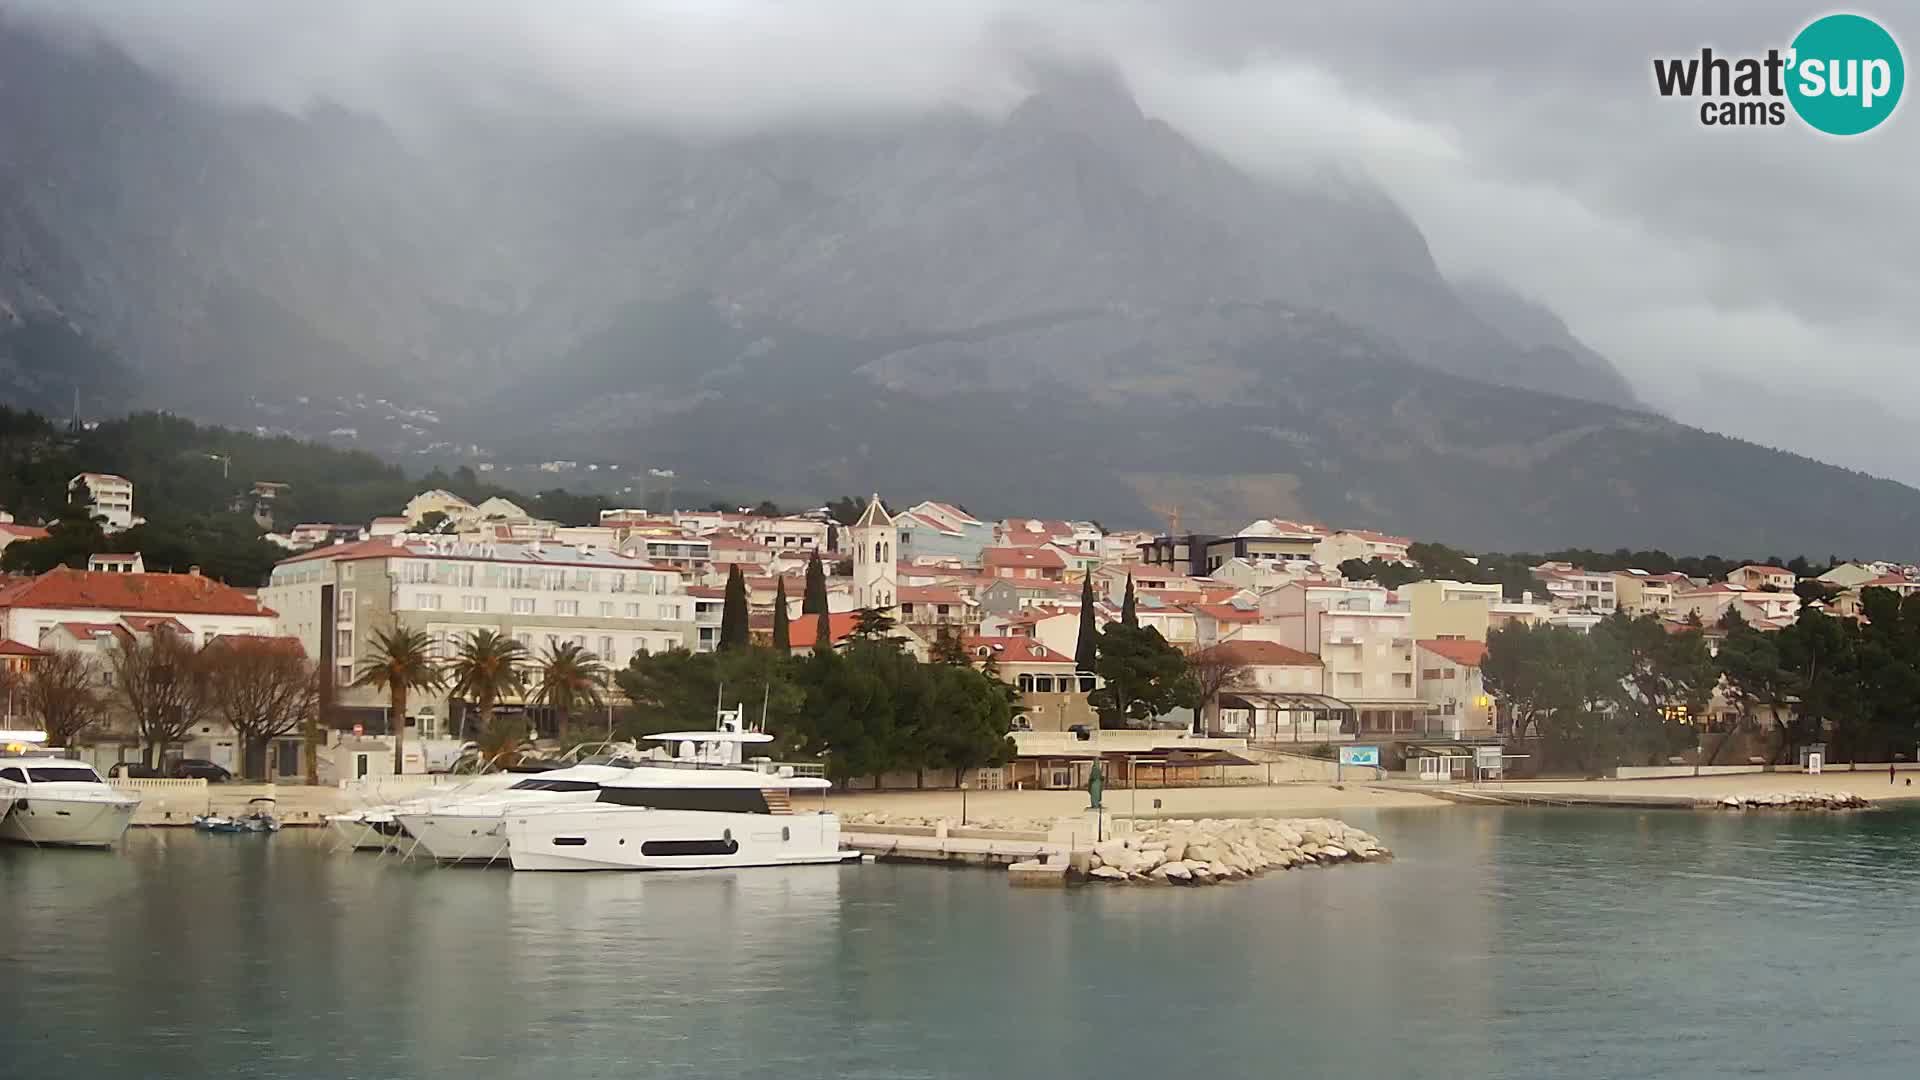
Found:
[195,797,281,834]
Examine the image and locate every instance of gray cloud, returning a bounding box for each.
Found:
[7,0,1916,480]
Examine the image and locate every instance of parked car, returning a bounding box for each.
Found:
[169,759,232,782]
[106,762,163,779]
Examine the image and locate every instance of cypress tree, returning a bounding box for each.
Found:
[1074,572,1099,673]
[802,551,829,615]
[719,564,750,651]
[1121,572,1139,629]
[813,605,833,655]
[771,579,791,652]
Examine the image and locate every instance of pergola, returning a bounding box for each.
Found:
[1219,691,1356,742]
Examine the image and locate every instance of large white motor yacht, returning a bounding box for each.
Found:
[392,762,644,862]
[504,769,852,871]
[0,757,141,847]
[504,731,855,871]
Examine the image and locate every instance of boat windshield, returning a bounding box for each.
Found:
[506,779,601,792]
[27,766,101,783]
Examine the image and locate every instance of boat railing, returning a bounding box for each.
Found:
[109,777,210,793]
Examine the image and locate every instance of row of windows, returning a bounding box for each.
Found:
[406,593,684,620]
[394,560,676,595]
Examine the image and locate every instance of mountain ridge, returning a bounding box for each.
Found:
[3,21,1918,558]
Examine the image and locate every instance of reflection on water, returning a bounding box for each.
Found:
[3,809,1919,1078]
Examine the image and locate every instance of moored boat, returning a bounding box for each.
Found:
[0,756,141,848]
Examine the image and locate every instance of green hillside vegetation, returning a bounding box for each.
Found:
[0,406,619,586]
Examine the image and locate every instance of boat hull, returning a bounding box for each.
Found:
[505,808,855,871]
[0,794,139,847]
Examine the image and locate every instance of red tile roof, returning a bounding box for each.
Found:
[205,634,308,657]
[0,568,274,618]
[0,638,45,656]
[961,636,1074,665]
[1418,639,1489,668]
[983,546,1068,569]
[1187,603,1262,623]
[1197,640,1321,667]
[786,612,862,650]
[0,523,48,541]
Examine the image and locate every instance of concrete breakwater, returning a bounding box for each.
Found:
[1717,791,1870,810]
[1081,817,1389,886]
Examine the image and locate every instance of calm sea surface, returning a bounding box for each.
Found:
[5,808,1920,1079]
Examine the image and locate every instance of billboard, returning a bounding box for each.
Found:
[1338,746,1380,768]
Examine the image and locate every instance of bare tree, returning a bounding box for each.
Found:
[109,631,208,768]
[1185,646,1253,737]
[205,639,318,780]
[20,652,107,748]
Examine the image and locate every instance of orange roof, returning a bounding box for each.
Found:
[786,612,862,649]
[0,568,274,618]
[1418,639,1488,667]
[961,636,1074,664]
[1187,603,1261,623]
[0,523,48,540]
[205,634,308,657]
[983,546,1068,569]
[1342,529,1410,546]
[1197,640,1321,667]
[0,638,46,656]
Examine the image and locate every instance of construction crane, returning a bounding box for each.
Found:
[1149,503,1183,537]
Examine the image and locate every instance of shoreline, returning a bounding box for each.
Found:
[116,767,1920,831]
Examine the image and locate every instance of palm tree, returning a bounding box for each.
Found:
[352,628,444,774]
[530,641,609,744]
[445,629,528,757]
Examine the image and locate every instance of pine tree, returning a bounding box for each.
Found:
[1074,572,1099,673]
[719,564,750,652]
[1121,572,1139,629]
[771,579,792,652]
[802,551,829,615]
[931,628,970,665]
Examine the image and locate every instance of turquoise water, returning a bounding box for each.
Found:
[4,808,1920,1078]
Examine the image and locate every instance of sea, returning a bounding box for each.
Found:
[4,807,1919,1078]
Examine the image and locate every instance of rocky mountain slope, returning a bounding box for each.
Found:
[3,19,1918,557]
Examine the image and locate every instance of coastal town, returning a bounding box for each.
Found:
[3,466,1916,820]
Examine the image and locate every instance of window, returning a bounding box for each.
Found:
[28,766,99,783]
[335,629,352,658]
[599,636,614,658]
[599,602,614,618]
[417,593,442,610]
[463,595,486,613]
[511,597,535,615]
[658,603,682,620]
[555,600,579,617]
[1443,669,1456,680]
[625,603,642,618]
[0,767,25,783]
[1394,673,1413,688]
[1017,673,1035,692]
[1422,668,1443,680]
[336,589,355,618]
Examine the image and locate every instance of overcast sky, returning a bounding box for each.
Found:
[9,0,1916,482]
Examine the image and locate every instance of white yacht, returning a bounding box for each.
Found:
[393,762,643,863]
[504,769,852,872]
[503,730,855,872]
[330,740,643,853]
[0,757,141,847]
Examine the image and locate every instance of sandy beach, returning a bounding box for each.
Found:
[1462,768,1920,806]
[819,782,1449,822]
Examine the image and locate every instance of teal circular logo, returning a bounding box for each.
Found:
[1787,14,1904,135]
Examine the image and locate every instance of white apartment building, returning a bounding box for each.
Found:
[262,536,694,733]
[1260,581,1421,736]
[70,472,137,531]
[1533,563,1617,613]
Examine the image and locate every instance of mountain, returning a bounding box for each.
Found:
[2,20,1919,557]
